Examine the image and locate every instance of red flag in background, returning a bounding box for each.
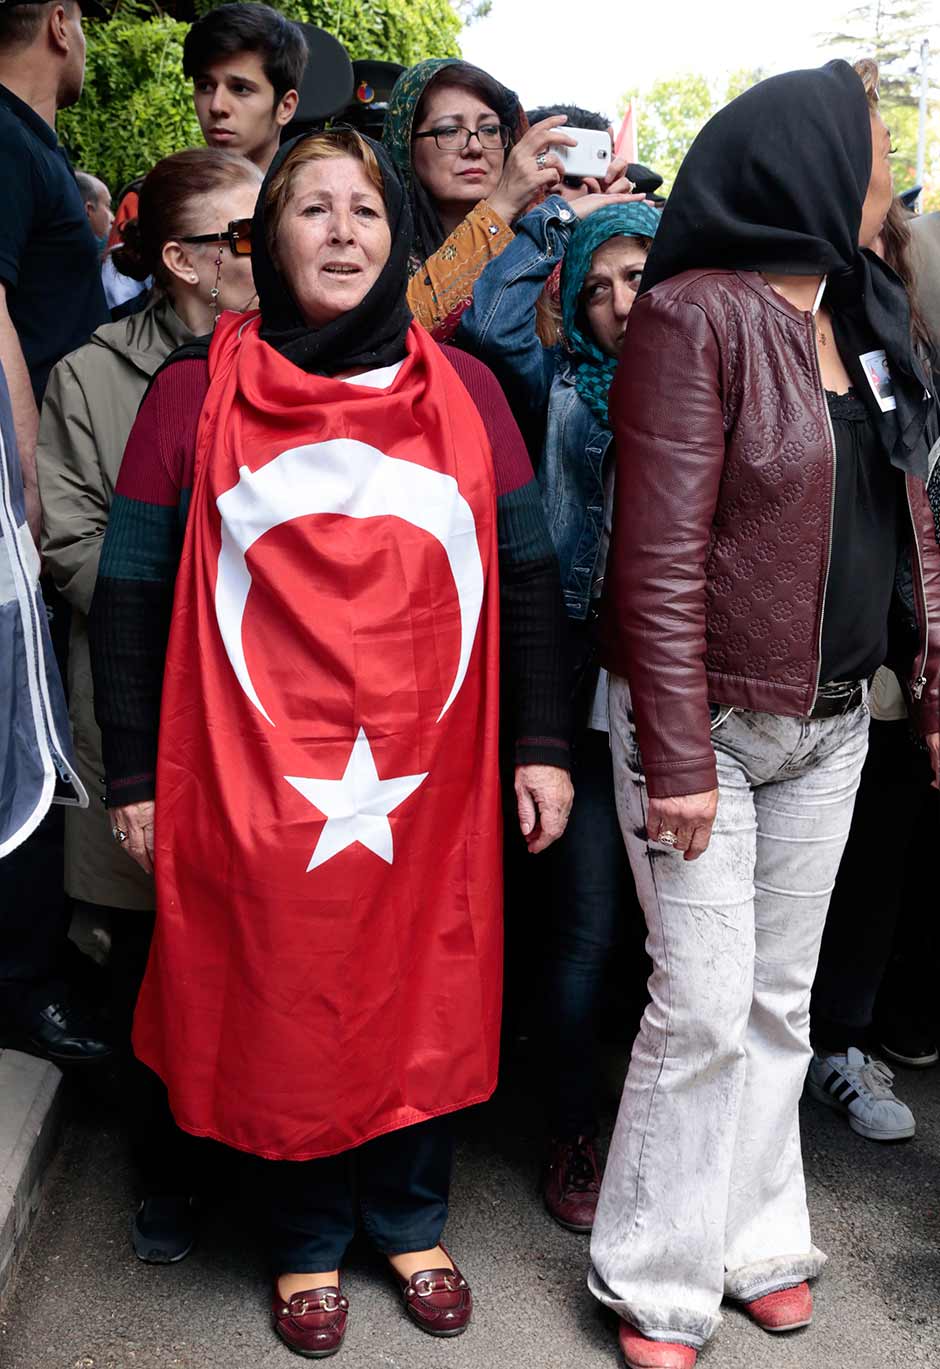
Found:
[615,101,639,164]
[133,316,504,1161]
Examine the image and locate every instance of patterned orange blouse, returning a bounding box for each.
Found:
[407,199,514,342]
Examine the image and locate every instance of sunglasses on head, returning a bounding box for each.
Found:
[178,217,253,256]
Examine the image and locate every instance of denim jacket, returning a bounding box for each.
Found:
[456,196,613,621]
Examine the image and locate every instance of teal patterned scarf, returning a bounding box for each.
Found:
[560,201,661,425]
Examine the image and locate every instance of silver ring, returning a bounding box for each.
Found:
[535,151,548,169]
[658,830,678,847]
[111,826,128,844]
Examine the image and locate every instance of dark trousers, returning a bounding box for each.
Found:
[106,909,204,1194]
[0,808,68,1015]
[257,1116,454,1272]
[0,579,72,1015]
[812,718,937,1052]
[541,727,643,1138]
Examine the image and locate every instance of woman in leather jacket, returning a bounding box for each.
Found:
[589,61,940,1369]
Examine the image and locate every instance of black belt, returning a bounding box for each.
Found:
[808,679,866,720]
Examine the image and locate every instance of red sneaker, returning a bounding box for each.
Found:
[619,1322,698,1368]
[745,1281,813,1332]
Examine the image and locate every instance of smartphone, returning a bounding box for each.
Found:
[553,127,612,180]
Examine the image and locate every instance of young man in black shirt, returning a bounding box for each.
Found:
[0,0,110,1063]
[184,3,307,175]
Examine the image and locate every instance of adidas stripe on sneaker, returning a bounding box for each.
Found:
[806,1046,915,1142]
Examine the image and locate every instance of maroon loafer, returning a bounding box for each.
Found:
[272,1283,349,1358]
[394,1256,472,1337]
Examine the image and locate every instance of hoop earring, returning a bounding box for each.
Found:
[209,246,224,323]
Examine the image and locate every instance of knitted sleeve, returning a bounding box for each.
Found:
[89,358,208,805]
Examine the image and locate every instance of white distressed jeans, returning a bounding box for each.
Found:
[589,676,870,1348]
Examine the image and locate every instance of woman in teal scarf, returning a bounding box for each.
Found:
[457,193,660,1233]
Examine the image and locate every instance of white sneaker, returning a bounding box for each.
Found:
[806,1046,916,1141]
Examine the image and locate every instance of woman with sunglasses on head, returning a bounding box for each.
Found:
[35,145,261,1259]
[382,57,580,341]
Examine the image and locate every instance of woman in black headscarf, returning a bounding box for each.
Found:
[90,128,573,1357]
[588,61,940,1369]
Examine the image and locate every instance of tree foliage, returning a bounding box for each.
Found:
[264,0,460,68]
[618,69,765,197]
[822,0,940,208]
[59,0,461,192]
[822,1,937,105]
[59,9,201,193]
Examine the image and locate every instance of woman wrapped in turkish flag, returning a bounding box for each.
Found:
[89,129,572,1356]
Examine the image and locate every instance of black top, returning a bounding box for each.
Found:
[820,388,904,684]
[0,83,108,402]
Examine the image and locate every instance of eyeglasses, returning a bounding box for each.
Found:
[562,175,585,191]
[413,123,510,152]
[178,218,253,256]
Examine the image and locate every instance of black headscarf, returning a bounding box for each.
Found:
[641,60,934,481]
[252,130,414,376]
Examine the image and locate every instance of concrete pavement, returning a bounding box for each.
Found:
[1,1049,938,1369]
[0,1051,63,1302]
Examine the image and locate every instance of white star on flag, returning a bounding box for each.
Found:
[284,727,428,871]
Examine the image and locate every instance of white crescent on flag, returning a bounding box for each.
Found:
[212,438,486,870]
[214,437,484,727]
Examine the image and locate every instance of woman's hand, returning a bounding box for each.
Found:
[578,155,640,199]
[487,117,576,225]
[927,732,940,789]
[514,763,574,854]
[647,789,718,861]
[108,799,155,875]
[570,190,647,221]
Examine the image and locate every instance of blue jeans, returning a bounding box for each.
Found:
[542,727,642,1137]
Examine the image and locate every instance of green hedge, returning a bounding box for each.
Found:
[60,1,461,192]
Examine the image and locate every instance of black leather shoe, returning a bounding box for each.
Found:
[26,997,112,1062]
[133,1196,197,1264]
[879,1013,939,1069]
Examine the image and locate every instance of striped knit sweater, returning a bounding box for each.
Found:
[90,343,570,805]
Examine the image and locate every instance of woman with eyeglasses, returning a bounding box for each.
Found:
[382,57,577,341]
[35,145,261,1259]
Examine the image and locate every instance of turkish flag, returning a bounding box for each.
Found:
[132,317,503,1160]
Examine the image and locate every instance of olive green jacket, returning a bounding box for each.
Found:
[36,294,193,910]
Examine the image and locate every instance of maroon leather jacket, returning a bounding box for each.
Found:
[599,269,940,799]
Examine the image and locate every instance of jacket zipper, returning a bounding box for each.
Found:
[907,478,929,700]
[807,312,837,713]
